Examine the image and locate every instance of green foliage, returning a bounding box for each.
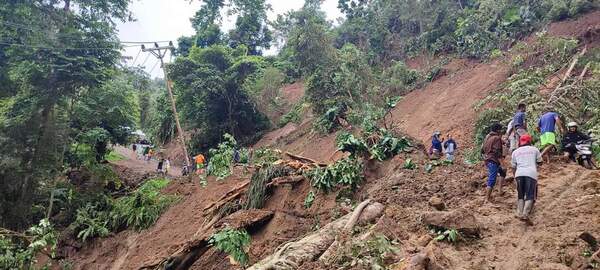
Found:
[382,61,421,94]
[314,105,347,133]
[244,165,290,209]
[0,219,57,269]
[209,228,251,266]
[278,101,304,127]
[336,129,411,161]
[305,157,364,193]
[434,228,462,243]
[110,178,177,231]
[105,150,126,162]
[403,159,416,170]
[207,134,238,180]
[304,190,316,209]
[252,148,281,166]
[73,204,110,242]
[333,234,399,269]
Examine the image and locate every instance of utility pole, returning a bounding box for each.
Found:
[142,42,191,169]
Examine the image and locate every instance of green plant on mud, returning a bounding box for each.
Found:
[333,235,399,269]
[305,157,364,193]
[336,129,411,161]
[243,164,290,209]
[110,178,178,231]
[403,158,416,170]
[209,228,251,266]
[252,148,281,166]
[0,219,57,269]
[73,204,110,241]
[304,190,316,209]
[207,133,238,180]
[433,228,462,243]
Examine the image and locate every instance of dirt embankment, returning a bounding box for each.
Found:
[64,12,600,270]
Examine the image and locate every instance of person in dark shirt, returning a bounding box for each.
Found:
[561,122,590,161]
[509,103,528,152]
[482,123,506,202]
[443,135,457,161]
[430,131,444,159]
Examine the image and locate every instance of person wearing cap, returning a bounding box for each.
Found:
[511,133,542,222]
[561,122,590,162]
[537,105,564,163]
[482,123,506,202]
[430,131,444,159]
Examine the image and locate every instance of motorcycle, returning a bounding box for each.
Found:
[565,139,597,169]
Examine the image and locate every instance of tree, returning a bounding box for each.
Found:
[0,0,131,229]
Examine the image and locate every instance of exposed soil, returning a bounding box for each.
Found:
[63,13,600,270]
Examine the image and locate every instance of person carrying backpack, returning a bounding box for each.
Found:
[511,133,542,223]
[482,123,506,202]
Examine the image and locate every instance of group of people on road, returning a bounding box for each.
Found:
[483,103,594,223]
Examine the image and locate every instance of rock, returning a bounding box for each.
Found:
[416,235,432,247]
[397,244,451,270]
[579,232,598,250]
[428,196,445,210]
[420,208,481,238]
[537,263,571,270]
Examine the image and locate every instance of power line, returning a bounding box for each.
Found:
[148,59,160,74]
[0,41,137,50]
[140,52,151,67]
[131,49,142,66]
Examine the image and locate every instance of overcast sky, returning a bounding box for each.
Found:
[117,0,342,78]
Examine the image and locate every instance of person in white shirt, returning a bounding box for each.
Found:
[511,133,542,222]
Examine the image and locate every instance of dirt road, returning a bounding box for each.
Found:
[111,145,183,177]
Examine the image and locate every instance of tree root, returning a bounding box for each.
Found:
[247,200,384,270]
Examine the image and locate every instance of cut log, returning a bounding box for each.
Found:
[143,210,274,270]
[202,181,250,217]
[318,199,371,263]
[267,176,304,187]
[247,201,384,270]
[285,152,327,167]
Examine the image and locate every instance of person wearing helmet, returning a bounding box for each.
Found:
[511,133,542,223]
[561,122,590,161]
[537,105,564,163]
[430,131,444,159]
[482,123,506,202]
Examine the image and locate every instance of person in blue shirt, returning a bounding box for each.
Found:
[510,103,528,152]
[443,134,457,161]
[537,105,564,163]
[430,131,444,159]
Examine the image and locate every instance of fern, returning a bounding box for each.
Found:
[209,228,251,266]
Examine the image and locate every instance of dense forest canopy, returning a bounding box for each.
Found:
[0,0,598,268]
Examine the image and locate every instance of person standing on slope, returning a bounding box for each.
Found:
[482,123,506,202]
[510,103,528,152]
[443,134,457,161]
[537,105,564,163]
[194,153,206,174]
[511,134,542,222]
[430,131,444,159]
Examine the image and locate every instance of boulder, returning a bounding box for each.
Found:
[420,208,481,237]
[428,196,445,211]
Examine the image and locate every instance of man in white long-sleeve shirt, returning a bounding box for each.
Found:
[511,133,542,222]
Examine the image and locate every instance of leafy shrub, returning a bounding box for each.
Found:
[403,158,416,170]
[109,178,177,231]
[382,61,421,94]
[336,128,411,161]
[434,228,462,243]
[252,148,281,166]
[305,157,364,192]
[0,219,57,269]
[209,228,251,266]
[333,235,399,269]
[314,105,347,133]
[207,133,238,179]
[73,204,110,242]
[278,101,304,127]
[336,132,369,158]
[369,130,411,161]
[304,190,316,209]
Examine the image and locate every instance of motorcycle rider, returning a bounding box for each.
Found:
[561,122,590,162]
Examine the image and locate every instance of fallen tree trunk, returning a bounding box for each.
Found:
[285,152,327,167]
[247,200,384,270]
[202,180,250,217]
[143,210,274,270]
